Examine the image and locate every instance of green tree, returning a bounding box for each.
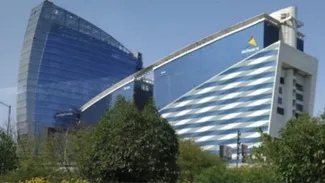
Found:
[0,128,86,182]
[194,165,238,183]
[194,164,277,183]
[0,129,18,174]
[231,165,277,183]
[177,139,225,183]
[2,137,66,182]
[79,97,179,183]
[251,113,325,183]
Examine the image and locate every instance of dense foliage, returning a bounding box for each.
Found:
[194,165,277,183]
[252,112,325,183]
[177,139,225,183]
[79,97,180,183]
[0,129,18,174]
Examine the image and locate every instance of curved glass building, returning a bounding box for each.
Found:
[17,1,142,137]
[81,6,318,164]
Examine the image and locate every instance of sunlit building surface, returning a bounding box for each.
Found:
[17,1,142,137]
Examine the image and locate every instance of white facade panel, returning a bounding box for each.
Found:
[269,42,318,138]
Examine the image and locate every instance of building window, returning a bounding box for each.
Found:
[296,83,303,92]
[280,77,285,84]
[277,107,284,115]
[279,87,282,94]
[293,79,296,86]
[293,89,296,96]
[293,100,296,106]
[278,97,282,105]
[296,93,303,101]
[141,84,149,91]
[296,104,303,112]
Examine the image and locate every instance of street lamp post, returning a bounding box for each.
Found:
[0,101,11,134]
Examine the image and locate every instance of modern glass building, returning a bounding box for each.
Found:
[81,6,318,164]
[81,78,153,124]
[17,0,142,137]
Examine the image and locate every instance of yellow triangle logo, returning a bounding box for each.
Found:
[248,37,257,46]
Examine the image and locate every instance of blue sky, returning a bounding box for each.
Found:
[0,0,324,126]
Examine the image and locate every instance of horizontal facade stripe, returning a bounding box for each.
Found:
[173,115,269,130]
[162,96,272,119]
[219,60,275,76]
[246,49,278,60]
[209,53,278,82]
[195,130,262,143]
[161,93,272,116]
[179,126,267,139]
[240,54,277,67]
[193,75,274,98]
[162,87,273,112]
[176,120,269,136]
[197,66,275,90]
[195,70,275,92]
[166,103,271,121]
[175,82,274,103]
[196,137,260,146]
[171,109,270,127]
[197,128,264,142]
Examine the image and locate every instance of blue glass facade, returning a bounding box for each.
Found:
[159,42,280,162]
[154,22,266,109]
[81,80,153,124]
[152,20,281,162]
[17,1,142,137]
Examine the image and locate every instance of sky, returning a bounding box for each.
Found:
[0,0,324,126]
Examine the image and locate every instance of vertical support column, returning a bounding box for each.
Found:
[304,75,317,115]
[284,69,294,121]
[280,6,297,48]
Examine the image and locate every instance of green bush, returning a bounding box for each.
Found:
[177,139,225,183]
[79,97,180,183]
[0,129,18,175]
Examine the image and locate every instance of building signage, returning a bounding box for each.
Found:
[241,36,260,54]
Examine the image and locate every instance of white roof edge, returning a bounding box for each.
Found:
[80,13,283,112]
[153,14,277,69]
[80,78,135,111]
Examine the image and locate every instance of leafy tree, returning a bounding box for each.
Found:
[251,113,325,183]
[0,129,18,174]
[0,125,92,182]
[194,164,238,183]
[177,139,225,183]
[79,97,179,183]
[232,165,277,183]
[2,137,65,182]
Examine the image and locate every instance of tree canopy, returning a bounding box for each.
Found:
[251,113,325,183]
[0,129,18,174]
[79,97,180,183]
[177,139,225,183]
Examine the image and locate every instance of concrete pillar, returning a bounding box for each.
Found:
[280,6,297,48]
[284,69,294,121]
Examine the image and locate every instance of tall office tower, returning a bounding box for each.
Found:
[17,1,142,137]
[80,6,318,163]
